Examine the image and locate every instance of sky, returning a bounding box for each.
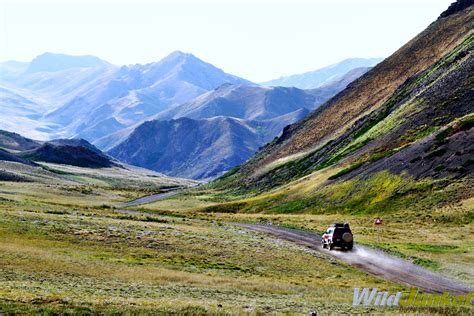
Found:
[0,0,455,82]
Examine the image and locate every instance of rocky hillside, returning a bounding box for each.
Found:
[208,1,473,214]
[217,3,473,189]
[0,149,36,167]
[440,0,474,18]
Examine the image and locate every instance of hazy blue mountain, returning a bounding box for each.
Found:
[0,55,119,140]
[261,58,382,89]
[15,65,118,107]
[0,60,29,78]
[92,124,140,152]
[105,84,325,179]
[317,67,372,93]
[153,84,326,121]
[2,51,376,179]
[0,85,56,140]
[107,65,373,179]
[93,83,322,152]
[0,51,252,144]
[26,52,110,73]
[0,85,41,118]
[108,116,295,180]
[249,108,310,144]
[44,51,253,142]
[106,86,333,180]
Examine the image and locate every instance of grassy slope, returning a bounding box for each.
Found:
[0,152,396,314]
[203,35,473,216]
[2,180,472,314]
[213,33,474,193]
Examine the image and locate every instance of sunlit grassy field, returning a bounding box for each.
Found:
[0,167,472,314]
[0,180,408,314]
[144,185,474,288]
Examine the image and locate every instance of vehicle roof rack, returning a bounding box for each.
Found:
[331,223,350,228]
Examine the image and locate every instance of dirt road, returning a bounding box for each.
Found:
[235,223,473,294]
[118,190,179,208]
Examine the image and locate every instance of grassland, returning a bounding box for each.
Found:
[0,157,472,314]
[0,180,410,315]
[145,179,474,289]
[0,166,472,315]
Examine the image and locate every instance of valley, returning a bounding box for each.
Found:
[0,0,473,314]
[0,177,471,314]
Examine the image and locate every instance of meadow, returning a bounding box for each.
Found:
[0,162,472,314]
[0,181,402,314]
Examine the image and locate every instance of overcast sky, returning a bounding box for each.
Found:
[0,0,454,82]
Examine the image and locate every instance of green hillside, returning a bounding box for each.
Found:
[213,5,473,193]
[206,7,473,219]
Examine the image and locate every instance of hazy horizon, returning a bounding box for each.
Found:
[0,0,455,82]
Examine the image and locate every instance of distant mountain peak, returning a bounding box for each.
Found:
[159,50,200,65]
[261,57,383,89]
[166,50,193,58]
[26,52,110,73]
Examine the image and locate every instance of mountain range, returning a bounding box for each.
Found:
[1,51,374,179]
[260,58,382,89]
[107,70,376,179]
[1,51,251,141]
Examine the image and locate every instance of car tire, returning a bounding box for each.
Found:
[347,243,353,250]
[328,243,333,251]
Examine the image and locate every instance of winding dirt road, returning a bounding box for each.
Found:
[235,223,473,294]
[116,190,472,295]
[118,190,179,208]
